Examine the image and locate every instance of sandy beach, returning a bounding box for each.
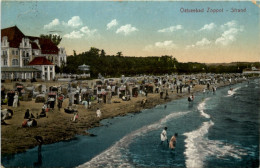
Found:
[1,80,214,156]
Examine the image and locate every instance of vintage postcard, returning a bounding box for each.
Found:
[1,0,259,167]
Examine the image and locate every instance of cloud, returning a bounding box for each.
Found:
[144,40,177,51]
[158,25,182,33]
[186,38,211,49]
[116,24,138,35]
[80,26,97,36]
[44,18,60,29]
[215,27,243,46]
[199,23,216,31]
[107,19,118,30]
[216,20,243,46]
[196,38,211,46]
[221,20,237,29]
[155,41,177,49]
[64,31,84,39]
[63,16,83,27]
[63,26,99,39]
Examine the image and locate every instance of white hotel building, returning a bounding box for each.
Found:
[1,26,67,81]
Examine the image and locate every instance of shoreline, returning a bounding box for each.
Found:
[0,79,251,157]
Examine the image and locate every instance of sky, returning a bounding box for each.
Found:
[1,1,260,63]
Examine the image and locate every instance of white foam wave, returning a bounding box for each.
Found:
[184,121,247,168]
[198,98,211,119]
[226,87,241,97]
[77,111,190,168]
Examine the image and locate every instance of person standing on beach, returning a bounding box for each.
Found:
[180,84,183,93]
[13,92,18,108]
[169,133,178,150]
[96,108,101,118]
[34,136,43,167]
[160,86,164,99]
[57,95,63,111]
[24,109,30,119]
[160,127,168,144]
[145,88,148,97]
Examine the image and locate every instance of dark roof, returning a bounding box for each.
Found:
[1,26,59,54]
[39,38,58,54]
[1,67,41,72]
[31,42,39,49]
[28,36,59,54]
[1,26,25,48]
[28,57,53,65]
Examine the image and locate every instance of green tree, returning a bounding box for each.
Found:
[100,49,106,57]
[89,47,100,56]
[116,52,123,57]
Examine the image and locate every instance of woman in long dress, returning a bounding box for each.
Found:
[13,92,19,107]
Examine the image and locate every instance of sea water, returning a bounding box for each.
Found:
[2,79,259,168]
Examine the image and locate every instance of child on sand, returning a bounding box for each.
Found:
[72,112,79,122]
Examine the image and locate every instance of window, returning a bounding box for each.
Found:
[16,51,18,55]
[23,51,25,57]
[12,50,15,55]
[3,59,7,66]
[2,51,7,55]
[23,59,29,66]
[12,59,19,66]
[26,53,29,57]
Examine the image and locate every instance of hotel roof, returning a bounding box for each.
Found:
[28,57,53,65]
[1,26,25,48]
[1,26,59,54]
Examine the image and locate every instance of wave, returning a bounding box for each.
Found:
[226,87,241,97]
[183,120,247,168]
[77,111,191,168]
[197,98,211,119]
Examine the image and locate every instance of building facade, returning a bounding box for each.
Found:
[1,26,67,80]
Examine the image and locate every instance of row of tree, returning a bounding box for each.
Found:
[55,47,259,78]
[39,34,259,77]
